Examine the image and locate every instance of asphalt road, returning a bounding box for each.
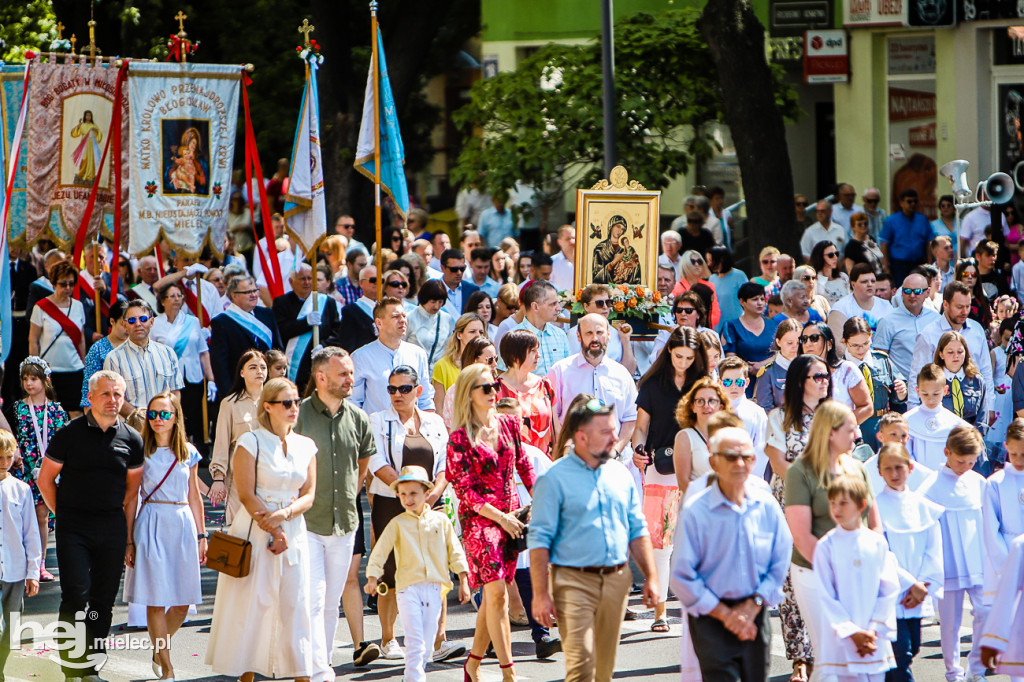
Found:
[6,501,1011,682]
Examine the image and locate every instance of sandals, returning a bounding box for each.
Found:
[791,661,809,682]
[650,618,670,632]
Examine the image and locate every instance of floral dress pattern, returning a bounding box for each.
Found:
[496,376,556,455]
[767,408,815,665]
[13,399,69,505]
[446,414,536,588]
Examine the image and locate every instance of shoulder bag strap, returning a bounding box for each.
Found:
[244,438,260,540]
[386,420,396,469]
[427,313,441,365]
[141,458,179,505]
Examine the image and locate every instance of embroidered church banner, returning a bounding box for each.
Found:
[1,65,28,244]
[24,56,129,249]
[127,62,240,257]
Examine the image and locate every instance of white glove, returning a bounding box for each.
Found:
[185,263,209,277]
[202,327,212,342]
[306,310,322,326]
[311,344,324,356]
[206,382,217,402]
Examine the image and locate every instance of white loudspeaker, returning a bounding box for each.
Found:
[939,160,972,199]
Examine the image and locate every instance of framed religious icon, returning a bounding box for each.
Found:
[574,166,660,292]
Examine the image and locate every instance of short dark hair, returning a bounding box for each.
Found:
[899,188,919,201]
[440,248,464,267]
[109,299,130,323]
[522,280,556,307]
[530,252,553,269]
[125,299,156,317]
[975,240,998,257]
[499,328,539,368]
[708,245,734,273]
[943,280,971,304]
[372,296,404,320]
[738,281,765,302]
[345,249,366,266]
[389,364,420,385]
[470,247,493,263]
[848,262,875,283]
[417,279,448,306]
[875,272,895,287]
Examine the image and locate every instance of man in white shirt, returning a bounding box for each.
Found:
[252,213,298,305]
[800,200,847,261]
[830,183,863,234]
[909,281,994,420]
[350,297,434,415]
[548,313,637,460]
[827,263,894,348]
[961,204,1008,256]
[130,256,160,308]
[103,300,184,419]
[550,225,576,293]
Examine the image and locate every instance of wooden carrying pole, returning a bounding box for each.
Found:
[299,19,320,348]
[371,2,383,302]
[195,273,209,443]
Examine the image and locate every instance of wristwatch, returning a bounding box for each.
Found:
[197,532,210,540]
[752,594,764,608]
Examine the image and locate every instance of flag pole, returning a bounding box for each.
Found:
[371,1,383,303]
[297,19,321,348]
[195,272,209,444]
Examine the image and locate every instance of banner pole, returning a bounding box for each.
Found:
[91,245,101,334]
[371,2,383,303]
[195,273,209,444]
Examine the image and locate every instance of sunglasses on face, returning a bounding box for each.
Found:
[795,201,808,207]
[824,251,838,258]
[473,381,500,395]
[715,452,757,463]
[902,287,926,295]
[446,265,466,273]
[864,198,879,204]
[146,409,173,421]
[690,258,703,266]
[761,258,777,264]
[721,377,747,388]
[267,399,300,409]
[387,384,416,395]
[125,315,150,325]
[675,307,696,315]
[800,333,822,344]
[386,280,407,288]
[363,277,378,284]
[591,299,611,308]
[808,372,830,384]
[800,275,815,282]
[56,280,76,288]
[960,271,977,279]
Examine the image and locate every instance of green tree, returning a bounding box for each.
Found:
[452,8,799,232]
[0,1,59,62]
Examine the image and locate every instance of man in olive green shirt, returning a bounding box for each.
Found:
[296,347,379,677]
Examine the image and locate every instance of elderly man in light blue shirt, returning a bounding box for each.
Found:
[528,396,657,682]
[671,427,792,682]
[874,271,940,381]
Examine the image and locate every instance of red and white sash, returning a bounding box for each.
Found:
[182,280,210,327]
[36,298,84,358]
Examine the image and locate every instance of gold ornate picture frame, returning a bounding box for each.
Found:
[573,166,661,293]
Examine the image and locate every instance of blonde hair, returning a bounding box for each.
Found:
[141,391,191,463]
[877,411,908,432]
[707,411,742,437]
[258,377,298,432]
[877,442,912,469]
[759,246,781,261]
[0,430,16,457]
[1007,417,1024,443]
[801,400,862,487]
[450,364,494,443]
[441,313,486,367]
[946,424,985,456]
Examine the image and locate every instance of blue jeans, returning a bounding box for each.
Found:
[514,567,550,643]
[886,617,921,682]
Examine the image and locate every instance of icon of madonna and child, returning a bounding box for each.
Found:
[162,122,210,196]
[590,214,643,285]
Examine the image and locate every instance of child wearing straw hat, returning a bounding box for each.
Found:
[365,465,470,682]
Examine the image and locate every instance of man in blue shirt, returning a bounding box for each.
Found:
[477,192,517,248]
[528,396,657,682]
[880,189,935,286]
[671,427,793,682]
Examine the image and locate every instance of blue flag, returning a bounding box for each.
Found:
[354,27,409,220]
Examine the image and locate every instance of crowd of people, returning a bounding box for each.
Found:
[0,179,1022,682]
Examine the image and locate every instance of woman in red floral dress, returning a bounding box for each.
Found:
[447,363,536,682]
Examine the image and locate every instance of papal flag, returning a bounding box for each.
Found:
[354,26,409,220]
[283,57,327,256]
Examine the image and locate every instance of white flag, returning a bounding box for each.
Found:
[283,63,327,256]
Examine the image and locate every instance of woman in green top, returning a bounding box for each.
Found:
[784,400,882,682]
[432,312,486,411]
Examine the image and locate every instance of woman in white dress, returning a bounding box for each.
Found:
[672,377,730,492]
[124,391,206,681]
[27,260,86,417]
[206,377,318,682]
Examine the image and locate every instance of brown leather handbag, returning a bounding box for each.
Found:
[206,440,260,578]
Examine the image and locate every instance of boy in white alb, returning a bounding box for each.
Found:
[814,474,899,681]
[874,443,944,682]
[365,466,471,682]
[905,364,970,470]
[982,418,1024,604]
[980,534,1024,682]
[863,413,934,496]
[0,431,41,680]
[918,425,991,682]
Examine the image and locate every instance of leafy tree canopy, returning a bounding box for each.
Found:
[452,8,799,217]
[0,1,59,63]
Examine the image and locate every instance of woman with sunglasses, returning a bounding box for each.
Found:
[751,246,781,297]
[447,363,536,682]
[651,290,714,360]
[763,354,832,682]
[124,392,205,682]
[799,321,872,424]
[496,329,559,455]
[432,312,486,411]
[754,319,803,412]
[793,264,832,320]
[209,349,267,523]
[467,290,499,338]
[842,316,907,448]
[809,240,849,306]
[843,212,884,275]
[932,194,957,241]
[119,255,136,288]
[207,377,318,682]
[723,281,781,376]
[674,250,721,328]
[442,337,498,429]
[28,260,86,417]
[151,282,216,450]
[367,365,452,660]
[381,267,416,312]
[956,257,993,329]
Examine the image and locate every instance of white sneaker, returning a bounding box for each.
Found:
[965,675,987,682]
[381,639,405,660]
[432,640,466,662]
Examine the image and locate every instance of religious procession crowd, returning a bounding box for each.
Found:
[0,177,1023,682]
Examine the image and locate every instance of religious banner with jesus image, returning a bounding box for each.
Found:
[127,62,240,257]
[22,56,129,249]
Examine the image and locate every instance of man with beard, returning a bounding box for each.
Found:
[547,313,638,463]
[295,347,382,674]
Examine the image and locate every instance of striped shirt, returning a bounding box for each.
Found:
[500,317,569,377]
[103,338,184,409]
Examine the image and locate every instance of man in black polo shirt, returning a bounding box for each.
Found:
[38,370,144,681]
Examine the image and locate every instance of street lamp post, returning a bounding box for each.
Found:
[601,0,616,176]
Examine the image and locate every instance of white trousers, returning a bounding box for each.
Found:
[396,582,443,682]
[790,564,826,682]
[936,586,989,681]
[308,530,356,682]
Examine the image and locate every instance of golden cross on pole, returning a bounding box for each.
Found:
[69,34,77,55]
[56,21,64,40]
[175,11,188,37]
[298,18,315,47]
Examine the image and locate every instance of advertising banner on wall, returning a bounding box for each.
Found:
[844,0,907,26]
[127,62,240,257]
[23,57,129,249]
[888,84,938,219]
